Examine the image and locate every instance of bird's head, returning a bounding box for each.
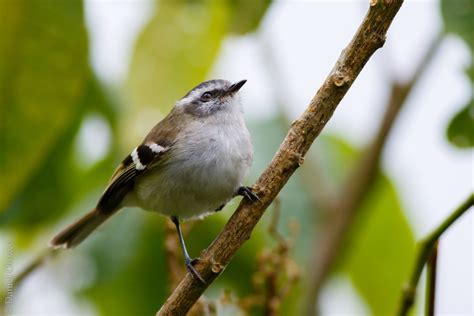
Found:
[176,79,246,117]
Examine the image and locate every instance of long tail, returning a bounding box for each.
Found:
[49,209,114,249]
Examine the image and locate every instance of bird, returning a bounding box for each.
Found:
[50,79,258,282]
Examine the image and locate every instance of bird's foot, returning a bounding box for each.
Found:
[185,257,205,283]
[237,186,260,202]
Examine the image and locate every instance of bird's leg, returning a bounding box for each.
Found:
[170,216,205,283]
[237,186,260,202]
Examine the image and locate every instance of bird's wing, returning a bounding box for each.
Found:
[97,142,171,213]
[96,105,187,213]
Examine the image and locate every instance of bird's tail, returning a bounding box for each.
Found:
[49,208,114,249]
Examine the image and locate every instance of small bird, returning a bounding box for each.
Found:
[50,79,258,282]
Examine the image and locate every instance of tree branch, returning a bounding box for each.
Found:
[157,1,405,314]
[0,248,56,311]
[425,240,438,316]
[13,248,56,290]
[304,32,443,315]
[397,193,474,316]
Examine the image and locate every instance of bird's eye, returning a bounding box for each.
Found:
[200,92,212,102]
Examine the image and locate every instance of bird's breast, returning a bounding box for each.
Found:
[132,118,253,219]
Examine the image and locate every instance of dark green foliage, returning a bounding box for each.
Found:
[446,100,474,148]
[441,0,473,49]
[441,0,474,148]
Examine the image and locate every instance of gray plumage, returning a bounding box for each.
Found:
[50,79,253,249]
[127,80,253,219]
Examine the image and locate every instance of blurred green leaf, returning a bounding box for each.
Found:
[228,0,272,34]
[446,100,474,148]
[127,2,228,113]
[81,213,168,316]
[308,134,415,314]
[466,64,474,82]
[0,76,118,229]
[441,0,473,49]
[0,0,89,211]
[312,133,359,190]
[344,175,415,315]
[441,0,473,149]
[0,92,85,228]
[127,0,272,114]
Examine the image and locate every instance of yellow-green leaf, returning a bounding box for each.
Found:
[228,0,272,34]
[0,75,118,229]
[126,2,228,114]
[0,0,89,211]
[344,176,415,315]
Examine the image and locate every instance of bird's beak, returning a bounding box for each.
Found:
[226,79,247,94]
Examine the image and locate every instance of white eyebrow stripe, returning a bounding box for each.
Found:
[131,147,146,170]
[175,97,190,107]
[147,143,165,153]
[176,87,208,107]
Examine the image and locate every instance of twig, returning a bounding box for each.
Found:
[397,193,474,316]
[425,240,438,316]
[304,32,443,315]
[12,248,56,289]
[0,247,56,311]
[157,1,404,315]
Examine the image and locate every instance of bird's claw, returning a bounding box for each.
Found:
[185,257,205,283]
[237,186,260,202]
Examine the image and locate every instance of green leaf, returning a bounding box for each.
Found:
[441,0,474,48]
[81,213,168,316]
[307,134,415,315]
[126,1,228,113]
[344,175,415,315]
[228,0,272,34]
[0,0,89,211]
[446,100,474,148]
[441,0,474,148]
[126,0,272,114]
[0,76,118,229]
[467,63,474,83]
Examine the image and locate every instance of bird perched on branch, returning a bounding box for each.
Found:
[50,79,258,282]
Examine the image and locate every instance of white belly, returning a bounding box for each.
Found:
[130,120,252,219]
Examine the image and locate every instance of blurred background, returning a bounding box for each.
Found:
[1,0,472,315]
